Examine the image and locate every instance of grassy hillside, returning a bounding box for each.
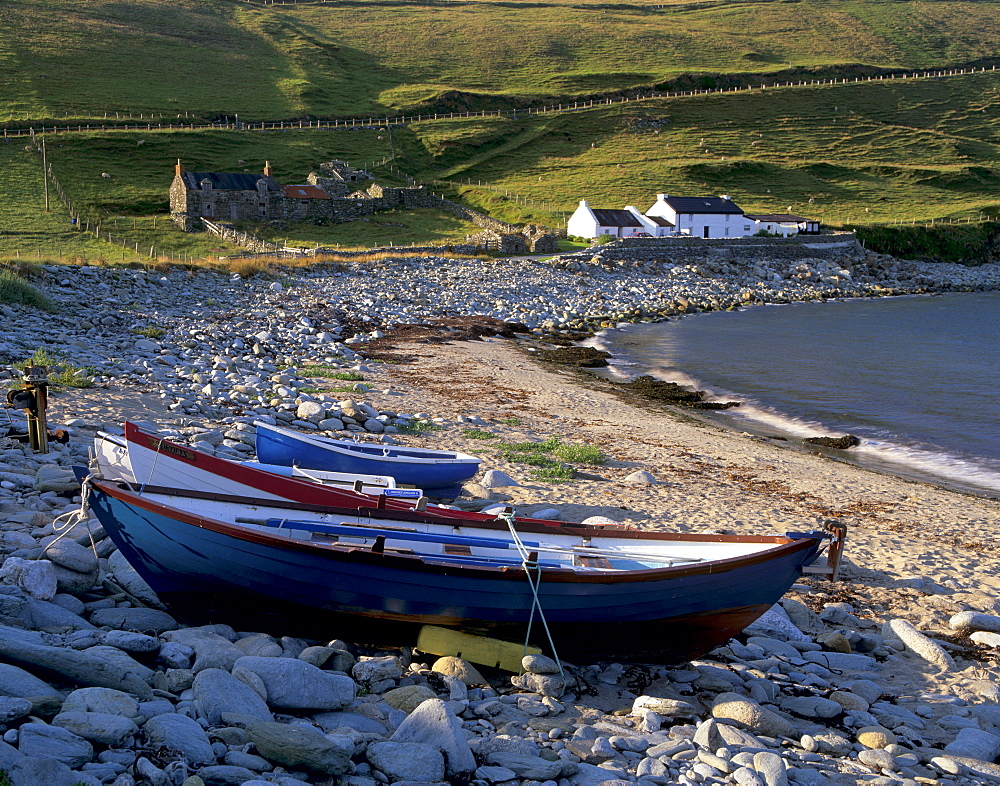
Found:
[4,0,999,255]
[397,72,1000,225]
[0,127,479,259]
[3,0,1000,122]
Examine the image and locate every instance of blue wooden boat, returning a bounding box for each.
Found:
[253,422,481,498]
[84,479,836,662]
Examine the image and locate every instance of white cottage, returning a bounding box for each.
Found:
[567,200,654,239]
[744,213,820,237]
[645,194,749,238]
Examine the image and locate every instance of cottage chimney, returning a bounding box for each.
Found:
[175,159,183,176]
[263,160,273,178]
[721,194,731,200]
[580,199,589,207]
[657,193,668,201]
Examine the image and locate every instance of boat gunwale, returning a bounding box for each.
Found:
[124,423,482,519]
[109,429,399,489]
[90,479,821,586]
[254,421,482,465]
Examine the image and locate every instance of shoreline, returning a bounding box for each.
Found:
[579,295,1000,502]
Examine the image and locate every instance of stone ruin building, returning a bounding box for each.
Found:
[169,160,433,232]
[168,160,562,255]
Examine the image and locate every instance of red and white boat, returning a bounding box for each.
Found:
[92,423,576,526]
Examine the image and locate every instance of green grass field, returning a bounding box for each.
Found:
[3,0,1000,122]
[401,73,1000,225]
[4,71,1000,259]
[3,0,1000,257]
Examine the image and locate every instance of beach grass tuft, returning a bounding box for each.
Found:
[461,428,498,440]
[495,435,601,479]
[301,366,364,381]
[553,443,607,466]
[14,348,94,388]
[132,326,166,339]
[529,465,576,482]
[395,419,443,434]
[0,268,55,311]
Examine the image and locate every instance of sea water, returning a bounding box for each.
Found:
[594,291,1000,497]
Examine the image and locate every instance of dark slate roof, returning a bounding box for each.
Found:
[591,208,644,228]
[745,213,810,222]
[181,172,281,192]
[647,215,675,227]
[662,196,743,215]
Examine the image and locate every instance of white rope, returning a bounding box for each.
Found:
[500,511,565,686]
[140,435,166,493]
[43,475,100,564]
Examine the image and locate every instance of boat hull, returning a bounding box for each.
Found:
[87,481,822,662]
[104,427,405,499]
[114,423,572,527]
[254,423,480,495]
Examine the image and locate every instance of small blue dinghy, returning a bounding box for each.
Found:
[254,422,481,497]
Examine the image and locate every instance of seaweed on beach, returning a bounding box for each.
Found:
[533,347,611,367]
[620,375,740,410]
[804,435,861,449]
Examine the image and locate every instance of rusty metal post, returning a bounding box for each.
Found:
[21,366,49,454]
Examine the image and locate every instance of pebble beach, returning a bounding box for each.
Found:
[0,240,999,786]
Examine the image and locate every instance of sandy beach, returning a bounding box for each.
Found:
[55,331,1000,671]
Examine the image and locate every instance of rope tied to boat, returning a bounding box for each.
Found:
[45,474,101,565]
[499,511,566,689]
[141,434,167,493]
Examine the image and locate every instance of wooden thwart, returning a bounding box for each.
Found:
[417,625,540,673]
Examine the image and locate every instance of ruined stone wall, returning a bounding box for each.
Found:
[467,230,529,255]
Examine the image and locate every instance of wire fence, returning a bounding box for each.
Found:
[2,65,997,140]
[16,63,1000,259]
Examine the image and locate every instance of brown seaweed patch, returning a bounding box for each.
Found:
[620,375,741,410]
[804,435,861,449]
[533,347,611,368]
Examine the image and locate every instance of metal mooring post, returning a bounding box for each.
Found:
[19,366,49,453]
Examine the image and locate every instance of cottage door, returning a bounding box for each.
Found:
[230,204,239,220]
[703,226,710,238]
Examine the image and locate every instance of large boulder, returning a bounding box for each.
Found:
[161,627,244,672]
[107,550,169,610]
[0,558,57,600]
[245,721,352,776]
[0,663,64,715]
[33,465,80,493]
[18,722,93,768]
[53,711,138,746]
[61,687,140,719]
[367,741,445,783]
[143,713,215,766]
[232,656,355,710]
[192,669,272,727]
[390,698,476,776]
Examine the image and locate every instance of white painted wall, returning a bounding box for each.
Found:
[646,194,751,238]
[752,219,798,237]
[567,200,601,238]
